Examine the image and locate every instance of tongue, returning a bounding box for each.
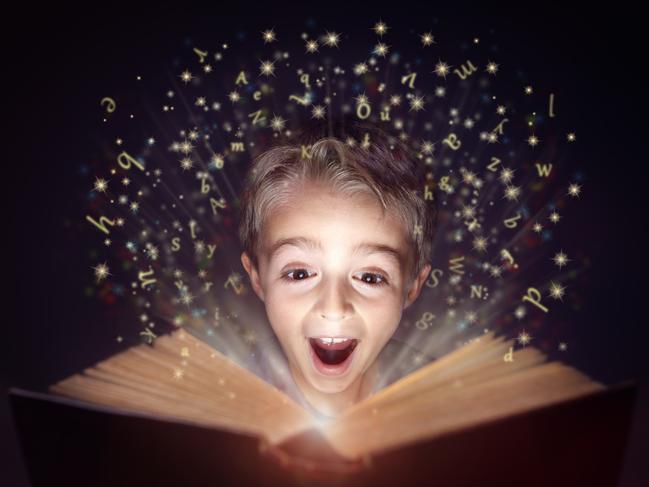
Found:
[310,339,358,365]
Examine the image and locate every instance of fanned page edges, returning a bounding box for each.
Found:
[324,331,607,459]
[49,329,315,445]
[48,328,607,462]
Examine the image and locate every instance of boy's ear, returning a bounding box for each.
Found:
[403,263,432,310]
[240,251,265,302]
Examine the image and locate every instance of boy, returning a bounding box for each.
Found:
[238,117,437,418]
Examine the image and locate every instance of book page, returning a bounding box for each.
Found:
[324,332,606,459]
[49,329,316,445]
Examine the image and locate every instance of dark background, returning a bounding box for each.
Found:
[4,2,647,486]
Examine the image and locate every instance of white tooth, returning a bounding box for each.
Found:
[318,337,333,345]
[332,337,348,344]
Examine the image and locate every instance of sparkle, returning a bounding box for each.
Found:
[420,32,435,46]
[485,61,499,74]
[259,60,276,77]
[499,167,515,184]
[93,177,108,193]
[503,185,522,201]
[373,42,389,57]
[517,330,532,346]
[527,135,540,147]
[552,251,570,269]
[567,132,577,142]
[305,39,319,53]
[261,28,276,43]
[568,183,582,197]
[409,95,425,111]
[179,70,194,84]
[323,31,341,47]
[270,114,287,131]
[373,20,388,36]
[549,211,561,223]
[558,342,568,352]
[173,368,185,379]
[179,157,194,171]
[228,91,240,102]
[92,262,110,282]
[472,236,488,253]
[549,281,566,300]
[389,94,402,106]
[353,62,369,75]
[311,104,326,119]
[433,60,451,79]
[533,222,543,233]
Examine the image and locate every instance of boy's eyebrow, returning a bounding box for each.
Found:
[267,236,404,266]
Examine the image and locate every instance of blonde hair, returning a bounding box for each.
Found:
[237,118,438,280]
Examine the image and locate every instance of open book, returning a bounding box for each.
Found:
[37,329,634,473]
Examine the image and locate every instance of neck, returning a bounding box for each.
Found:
[290,360,379,418]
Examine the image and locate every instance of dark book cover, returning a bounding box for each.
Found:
[9,381,638,487]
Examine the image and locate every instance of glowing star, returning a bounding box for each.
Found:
[496,105,507,115]
[548,281,566,300]
[527,135,540,147]
[270,114,286,132]
[373,42,389,57]
[489,265,503,278]
[228,91,240,102]
[465,311,478,324]
[552,251,570,269]
[355,93,369,106]
[524,86,533,94]
[305,39,319,53]
[549,211,561,223]
[323,31,341,47]
[311,104,326,119]
[567,132,576,142]
[210,153,224,168]
[433,60,451,79]
[261,28,276,43]
[389,94,402,106]
[195,97,206,107]
[499,167,514,184]
[373,20,388,36]
[121,177,130,186]
[179,157,194,171]
[353,62,369,75]
[92,262,110,282]
[259,60,276,77]
[485,61,499,74]
[93,177,108,193]
[517,330,532,346]
[420,140,435,155]
[472,236,488,253]
[568,183,582,197]
[409,95,425,111]
[533,222,543,233]
[129,201,139,213]
[420,32,435,46]
[558,342,568,351]
[173,368,185,379]
[180,291,195,306]
[179,70,194,84]
[503,185,521,201]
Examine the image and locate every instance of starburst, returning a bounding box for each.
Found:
[270,114,286,132]
[373,20,388,36]
[503,185,521,201]
[499,167,514,184]
[179,70,193,84]
[517,330,532,346]
[527,134,540,147]
[323,31,341,47]
[228,91,240,102]
[433,60,451,79]
[420,32,435,46]
[552,251,570,269]
[305,39,319,53]
[261,28,276,43]
[568,183,582,197]
[93,177,108,193]
[92,262,110,282]
[373,42,389,57]
[485,61,499,74]
[472,236,488,253]
[409,95,425,111]
[311,104,326,119]
[259,60,276,77]
[549,211,561,223]
[549,281,566,300]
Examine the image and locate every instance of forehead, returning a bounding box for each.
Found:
[261,186,411,267]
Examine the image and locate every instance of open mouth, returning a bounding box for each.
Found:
[308,337,359,376]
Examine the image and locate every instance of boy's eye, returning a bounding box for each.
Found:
[280,268,389,287]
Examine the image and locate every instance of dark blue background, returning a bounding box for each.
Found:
[5,2,647,485]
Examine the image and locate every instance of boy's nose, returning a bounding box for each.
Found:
[317,279,353,321]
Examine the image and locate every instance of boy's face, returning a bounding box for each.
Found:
[241,182,431,396]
